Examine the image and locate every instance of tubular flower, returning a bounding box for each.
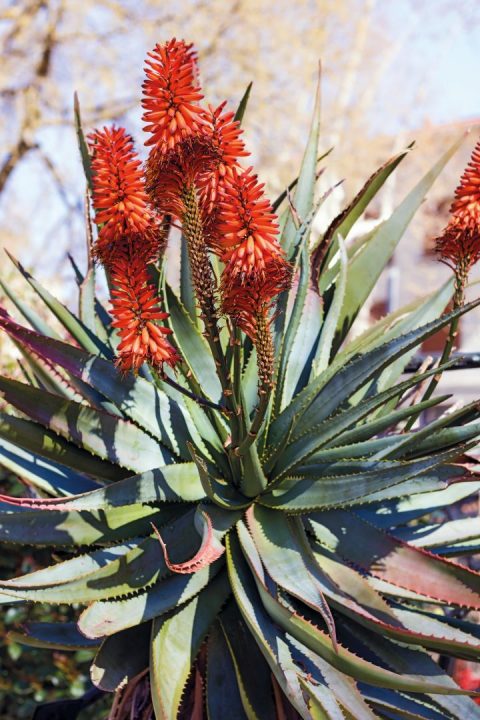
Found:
[436,139,480,276]
[198,102,249,215]
[109,243,179,374]
[142,38,205,154]
[212,167,287,280]
[89,126,153,259]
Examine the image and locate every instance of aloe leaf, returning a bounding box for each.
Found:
[241,346,259,419]
[91,621,150,691]
[295,648,377,720]
[207,621,248,720]
[0,317,194,458]
[272,363,452,478]
[12,340,83,402]
[154,506,227,573]
[10,622,99,651]
[311,510,480,608]
[334,277,453,375]
[319,396,449,455]
[358,480,480,529]
[73,92,93,191]
[12,333,117,414]
[269,298,480,450]
[0,413,127,484]
[0,540,137,588]
[0,276,61,339]
[0,512,198,602]
[361,687,453,720]
[164,284,222,403]
[390,607,480,661]
[275,224,315,414]
[351,277,454,405]
[394,517,480,552]
[0,376,175,470]
[333,132,466,341]
[280,66,321,258]
[189,444,250,509]
[219,602,278,720]
[236,522,474,696]
[0,436,102,496]
[156,372,226,467]
[247,505,337,648]
[311,235,347,377]
[150,571,231,720]
[80,561,223,639]
[234,81,253,123]
[0,500,174,546]
[178,232,199,324]
[0,462,204,512]
[226,533,312,716]
[282,284,323,410]
[315,146,412,293]
[345,619,480,718]
[6,252,111,358]
[299,396,448,467]
[301,542,480,661]
[273,149,334,215]
[262,447,463,511]
[355,465,464,506]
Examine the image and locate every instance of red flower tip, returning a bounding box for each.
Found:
[110,245,179,374]
[212,167,284,280]
[89,126,151,246]
[436,138,480,273]
[142,38,205,155]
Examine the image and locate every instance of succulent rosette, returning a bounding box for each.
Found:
[1,39,480,720]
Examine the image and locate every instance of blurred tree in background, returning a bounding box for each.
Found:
[1,0,479,277]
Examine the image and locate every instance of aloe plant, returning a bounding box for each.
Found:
[1,39,480,719]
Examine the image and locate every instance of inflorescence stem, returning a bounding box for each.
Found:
[404,260,467,431]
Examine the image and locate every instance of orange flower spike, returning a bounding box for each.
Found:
[199,102,250,214]
[435,138,480,276]
[89,126,151,247]
[214,167,283,279]
[142,38,205,154]
[110,247,179,374]
[450,139,480,228]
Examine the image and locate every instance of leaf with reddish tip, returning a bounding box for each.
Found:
[152,509,225,574]
[235,521,479,695]
[311,510,480,609]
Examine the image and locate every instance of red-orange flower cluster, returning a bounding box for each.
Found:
[110,244,179,374]
[142,39,205,155]
[436,139,480,274]
[141,38,291,343]
[89,125,178,374]
[89,127,154,262]
[199,103,249,214]
[212,167,283,277]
